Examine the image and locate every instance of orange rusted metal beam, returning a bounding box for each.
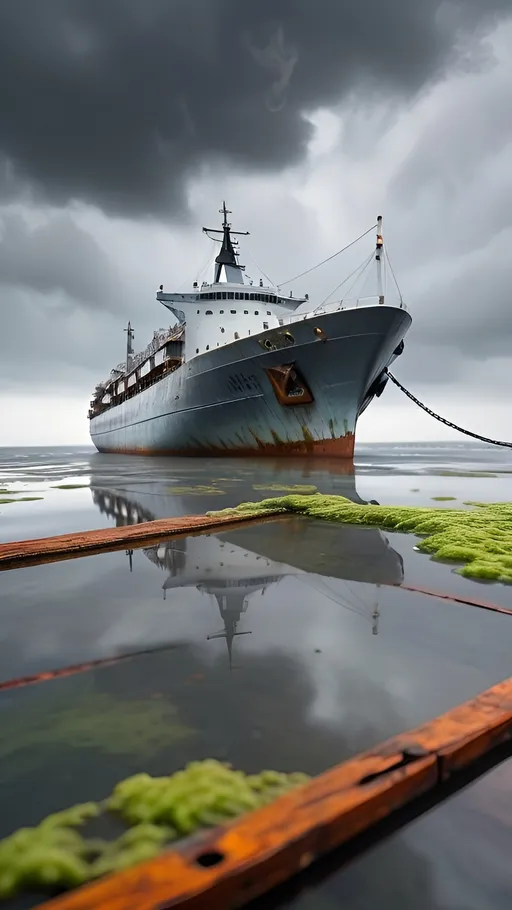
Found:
[400,584,512,617]
[0,513,282,571]
[0,642,183,692]
[41,677,512,910]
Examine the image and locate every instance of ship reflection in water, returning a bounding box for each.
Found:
[91,480,403,669]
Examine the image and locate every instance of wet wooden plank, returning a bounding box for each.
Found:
[41,677,512,910]
[0,513,281,571]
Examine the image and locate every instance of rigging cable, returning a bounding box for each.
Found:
[384,247,403,304]
[386,371,512,448]
[245,251,275,288]
[277,223,377,288]
[315,251,374,312]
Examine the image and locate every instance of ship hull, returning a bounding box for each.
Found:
[90,305,411,457]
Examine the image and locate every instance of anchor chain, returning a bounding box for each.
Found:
[385,370,512,449]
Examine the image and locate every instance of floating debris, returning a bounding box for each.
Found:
[208,494,512,583]
[0,761,308,900]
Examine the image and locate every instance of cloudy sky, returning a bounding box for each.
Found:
[1,0,511,446]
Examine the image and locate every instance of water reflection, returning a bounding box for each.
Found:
[92,486,404,668]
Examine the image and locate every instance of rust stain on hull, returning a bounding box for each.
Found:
[41,676,512,910]
[100,432,356,459]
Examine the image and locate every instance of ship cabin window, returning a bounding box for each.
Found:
[221,327,225,333]
[205,310,213,315]
[196,348,199,354]
[220,309,224,314]
[263,322,269,329]
[230,309,236,314]
[266,311,271,315]
[196,309,200,314]
[234,332,239,340]
[244,310,248,315]
[206,344,210,350]
[254,310,259,315]
[228,292,234,299]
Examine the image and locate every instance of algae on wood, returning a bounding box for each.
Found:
[0,761,308,900]
[208,494,512,583]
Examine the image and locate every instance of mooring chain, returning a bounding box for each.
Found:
[385,370,512,449]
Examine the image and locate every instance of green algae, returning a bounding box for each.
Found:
[51,484,90,490]
[207,494,512,584]
[167,485,225,495]
[431,496,457,502]
[252,483,318,494]
[0,761,309,900]
[437,470,497,478]
[0,693,194,765]
[0,497,44,504]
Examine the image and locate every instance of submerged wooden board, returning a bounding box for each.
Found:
[0,513,281,571]
[41,677,512,910]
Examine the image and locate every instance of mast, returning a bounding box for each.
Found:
[376,216,384,305]
[202,202,249,284]
[124,321,134,373]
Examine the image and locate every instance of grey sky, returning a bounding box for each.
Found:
[0,2,511,443]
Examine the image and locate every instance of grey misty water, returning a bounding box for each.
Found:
[0,441,511,909]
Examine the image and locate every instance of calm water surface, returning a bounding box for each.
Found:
[0,442,511,909]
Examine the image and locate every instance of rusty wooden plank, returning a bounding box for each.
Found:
[40,677,512,910]
[0,513,282,571]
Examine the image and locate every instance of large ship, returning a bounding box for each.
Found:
[89,204,411,457]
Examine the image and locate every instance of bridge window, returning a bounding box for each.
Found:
[235,292,239,300]
[222,292,227,300]
[216,292,221,299]
[205,310,213,315]
[250,293,254,301]
[228,292,234,299]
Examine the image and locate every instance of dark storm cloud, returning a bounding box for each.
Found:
[0,211,118,305]
[0,0,509,219]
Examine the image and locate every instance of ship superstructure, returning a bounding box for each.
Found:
[89,204,411,457]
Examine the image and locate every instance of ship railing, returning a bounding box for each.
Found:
[283,295,407,321]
